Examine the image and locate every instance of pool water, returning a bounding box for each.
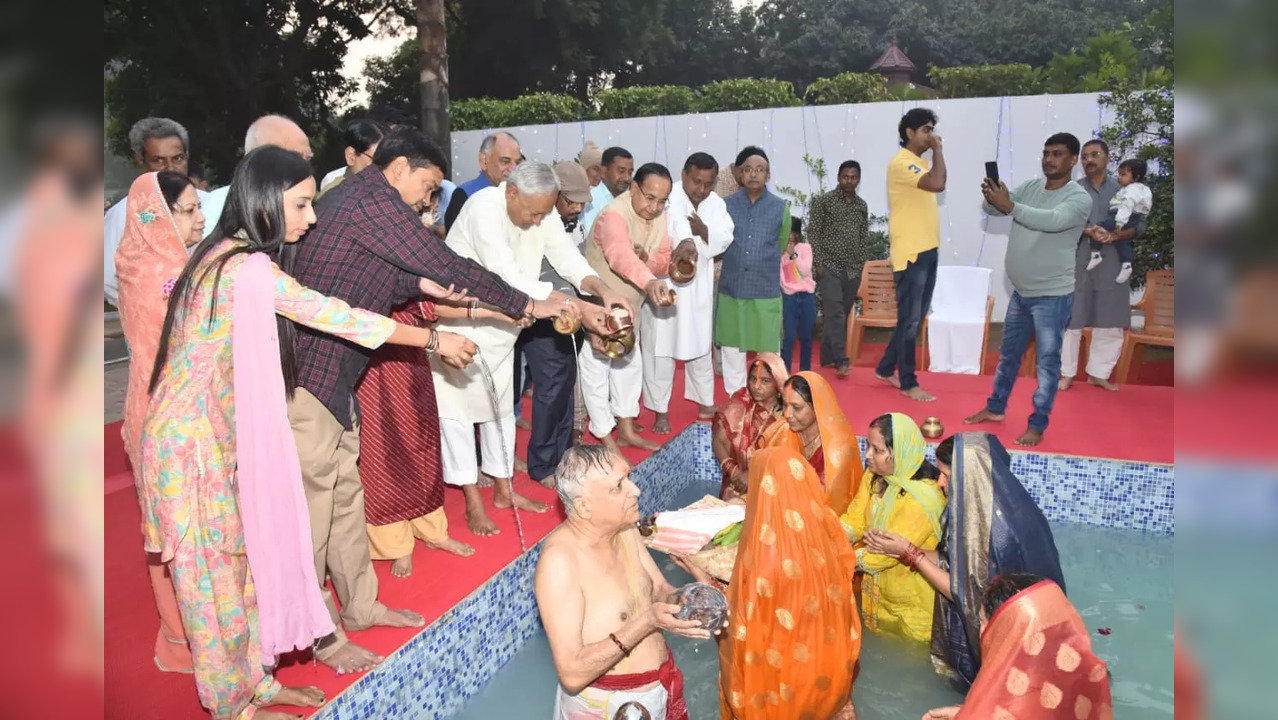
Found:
[454,487,1173,720]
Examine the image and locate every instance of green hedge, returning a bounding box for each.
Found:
[928,64,1045,99]
[696,78,801,112]
[597,85,696,119]
[805,72,889,105]
[452,92,592,131]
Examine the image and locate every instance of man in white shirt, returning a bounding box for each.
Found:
[103,117,197,306]
[433,161,629,536]
[200,114,314,239]
[641,152,735,433]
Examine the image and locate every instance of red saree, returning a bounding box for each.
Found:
[356,301,446,525]
[713,353,789,495]
[958,580,1112,719]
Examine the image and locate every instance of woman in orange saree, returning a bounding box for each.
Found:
[924,574,1113,720]
[760,371,862,515]
[719,446,862,719]
[713,353,789,498]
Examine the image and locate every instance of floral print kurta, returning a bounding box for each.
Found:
[139,241,395,719]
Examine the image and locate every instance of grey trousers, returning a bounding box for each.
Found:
[818,267,860,366]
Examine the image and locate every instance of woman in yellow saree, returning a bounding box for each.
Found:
[720,447,861,720]
[840,412,946,643]
[760,371,862,515]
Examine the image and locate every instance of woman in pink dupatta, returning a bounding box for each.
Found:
[115,170,203,673]
[712,353,789,499]
[140,147,460,720]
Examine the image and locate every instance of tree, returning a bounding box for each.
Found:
[418,0,449,158]
[614,0,762,88]
[104,0,399,179]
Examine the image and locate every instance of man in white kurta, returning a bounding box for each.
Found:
[641,153,735,434]
[433,161,626,536]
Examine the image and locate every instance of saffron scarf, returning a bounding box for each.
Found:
[720,447,861,719]
[958,580,1112,719]
[760,371,862,514]
[232,252,335,664]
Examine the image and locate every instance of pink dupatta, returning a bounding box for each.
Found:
[232,252,335,664]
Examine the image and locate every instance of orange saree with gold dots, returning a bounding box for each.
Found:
[760,371,863,515]
[719,447,862,719]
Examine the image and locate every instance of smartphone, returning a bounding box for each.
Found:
[984,161,1000,185]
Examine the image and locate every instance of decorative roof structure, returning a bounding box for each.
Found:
[870,36,916,86]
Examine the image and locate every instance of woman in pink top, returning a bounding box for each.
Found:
[780,217,817,372]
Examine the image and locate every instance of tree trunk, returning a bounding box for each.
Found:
[418,0,450,175]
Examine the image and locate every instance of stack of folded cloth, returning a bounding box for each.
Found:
[645,496,745,583]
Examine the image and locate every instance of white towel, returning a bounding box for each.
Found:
[648,503,745,555]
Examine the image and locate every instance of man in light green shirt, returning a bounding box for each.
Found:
[965,133,1092,447]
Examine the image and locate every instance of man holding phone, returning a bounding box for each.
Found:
[964,133,1093,446]
[876,108,946,401]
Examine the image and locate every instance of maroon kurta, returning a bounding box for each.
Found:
[356,301,445,525]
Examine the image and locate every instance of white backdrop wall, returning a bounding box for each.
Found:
[450,93,1112,320]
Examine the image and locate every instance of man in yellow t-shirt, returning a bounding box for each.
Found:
[877,108,946,402]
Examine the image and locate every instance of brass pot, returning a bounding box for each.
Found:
[670,257,696,284]
[920,416,944,440]
[605,304,634,335]
[552,310,580,334]
[604,326,636,359]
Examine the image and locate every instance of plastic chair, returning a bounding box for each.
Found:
[921,266,994,374]
[1116,269,1174,383]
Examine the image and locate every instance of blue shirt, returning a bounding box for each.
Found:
[434,179,456,221]
[580,183,615,240]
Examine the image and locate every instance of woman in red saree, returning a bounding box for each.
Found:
[115,170,204,673]
[760,371,862,515]
[713,353,788,498]
[924,574,1113,720]
[719,446,861,719]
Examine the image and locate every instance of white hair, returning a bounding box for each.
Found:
[479,131,519,154]
[243,114,300,153]
[554,445,624,515]
[128,117,189,158]
[507,160,561,196]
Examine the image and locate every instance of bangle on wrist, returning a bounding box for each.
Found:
[425,328,439,355]
[608,632,631,658]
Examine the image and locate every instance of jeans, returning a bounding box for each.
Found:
[986,291,1074,432]
[782,292,816,373]
[875,248,938,391]
[817,266,860,367]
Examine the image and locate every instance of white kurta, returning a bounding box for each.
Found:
[647,185,734,360]
[431,184,597,423]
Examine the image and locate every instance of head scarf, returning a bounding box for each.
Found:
[115,172,191,465]
[714,353,789,495]
[869,413,944,540]
[956,580,1112,719]
[720,447,861,719]
[931,432,1065,687]
[762,371,862,514]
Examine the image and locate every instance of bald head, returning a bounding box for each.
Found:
[245,114,312,161]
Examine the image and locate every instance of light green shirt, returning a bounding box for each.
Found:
[985,179,1092,297]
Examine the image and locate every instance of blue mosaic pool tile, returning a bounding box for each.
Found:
[317,424,1172,719]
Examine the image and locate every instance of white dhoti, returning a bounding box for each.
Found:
[439,415,517,485]
[553,682,668,720]
[640,282,716,413]
[1061,327,1125,381]
[577,329,643,438]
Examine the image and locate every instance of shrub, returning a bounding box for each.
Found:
[695,78,801,112]
[596,85,697,119]
[928,64,1045,99]
[805,72,888,105]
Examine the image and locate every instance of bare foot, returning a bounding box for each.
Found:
[463,486,500,536]
[875,372,901,388]
[617,431,660,451]
[515,416,531,430]
[475,471,495,488]
[268,685,326,708]
[425,537,475,557]
[696,404,717,420]
[901,386,936,402]
[652,413,672,435]
[1087,374,1119,391]
[494,478,549,513]
[963,408,1005,424]
[514,456,528,473]
[390,555,413,578]
[836,363,851,378]
[1015,427,1044,446]
[318,641,383,675]
[374,607,426,629]
[254,711,302,720]
[596,432,621,452]
[1058,375,1075,391]
[832,699,857,720]
[537,475,557,490]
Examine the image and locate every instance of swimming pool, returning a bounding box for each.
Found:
[311,424,1174,720]
[453,486,1174,719]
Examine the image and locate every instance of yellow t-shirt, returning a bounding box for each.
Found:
[886,148,940,271]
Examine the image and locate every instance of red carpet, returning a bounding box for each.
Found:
[106,357,1171,719]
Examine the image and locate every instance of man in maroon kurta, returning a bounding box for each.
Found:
[357,301,474,577]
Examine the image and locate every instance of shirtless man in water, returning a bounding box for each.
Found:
[536,445,713,719]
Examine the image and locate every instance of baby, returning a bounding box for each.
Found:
[1087,158,1152,284]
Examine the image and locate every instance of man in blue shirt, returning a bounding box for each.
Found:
[579,146,634,237]
[441,131,521,230]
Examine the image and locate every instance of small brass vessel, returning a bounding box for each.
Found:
[605,304,634,334]
[670,257,696,284]
[552,310,580,334]
[920,416,944,440]
[604,326,636,359]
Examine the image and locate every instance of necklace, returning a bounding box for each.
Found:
[800,430,821,454]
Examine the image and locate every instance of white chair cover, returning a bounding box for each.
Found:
[927,266,992,374]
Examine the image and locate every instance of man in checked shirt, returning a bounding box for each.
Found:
[288,127,573,675]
